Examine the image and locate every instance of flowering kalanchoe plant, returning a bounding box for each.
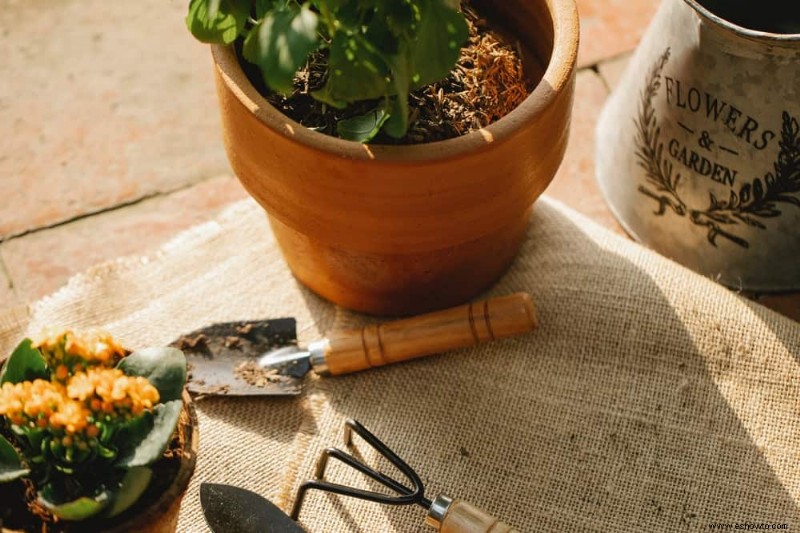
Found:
[0,329,187,522]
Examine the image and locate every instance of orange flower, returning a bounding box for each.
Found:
[66,368,159,417]
[34,327,127,372]
[49,400,89,434]
[0,379,91,435]
[54,365,69,381]
[0,382,23,417]
[33,326,69,363]
[2,364,159,450]
[66,371,98,402]
[0,380,64,420]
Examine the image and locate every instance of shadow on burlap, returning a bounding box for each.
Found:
[0,197,797,532]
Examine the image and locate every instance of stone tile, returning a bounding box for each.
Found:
[1,176,248,304]
[0,257,22,311]
[0,0,230,240]
[546,70,623,234]
[597,52,632,93]
[576,0,660,68]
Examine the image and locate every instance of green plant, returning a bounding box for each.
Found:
[0,329,187,522]
[186,0,469,142]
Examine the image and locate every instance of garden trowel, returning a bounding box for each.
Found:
[201,483,306,533]
[174,292,537,396]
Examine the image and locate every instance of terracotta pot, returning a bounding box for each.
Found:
[1,391,198,533]
[211,0,578,315]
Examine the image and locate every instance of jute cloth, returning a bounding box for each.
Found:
[0,197,798,532]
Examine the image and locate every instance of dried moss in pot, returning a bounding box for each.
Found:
[0,329,191,532]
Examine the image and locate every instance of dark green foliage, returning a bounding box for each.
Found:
[186,0,468,140]
[114,400,183,468]
[0,339,48,385]
[0,435,29,483]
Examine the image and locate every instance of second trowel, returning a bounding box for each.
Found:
[175,292,537,396]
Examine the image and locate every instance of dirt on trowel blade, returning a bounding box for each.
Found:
[170,318,304,396]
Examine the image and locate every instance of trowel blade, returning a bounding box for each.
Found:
[170,318,305,396]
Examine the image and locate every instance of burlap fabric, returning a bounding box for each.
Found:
[0,197,797,532]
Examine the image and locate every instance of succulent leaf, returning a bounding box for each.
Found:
[0,338,48,385]
[0,434,29,483]
[117,347,187,403]
[106,466,153,518]
[38,483,111,521]
[114,400,182,468]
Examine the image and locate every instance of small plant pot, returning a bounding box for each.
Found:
[1,391,198,533]
[211,0,578,315]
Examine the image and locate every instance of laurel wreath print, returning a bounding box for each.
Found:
[633,47,800,249]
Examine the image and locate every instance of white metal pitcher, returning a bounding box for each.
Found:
[596,0,800,290]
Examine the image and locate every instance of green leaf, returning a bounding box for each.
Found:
[383,51,412,138]
[114,410,152,448]
[242,4,320,95]
[379,0,417,41]
[410,0,468,88]
[255,0,276,19]
[106,467,153,518]
[1,338,48,385]
[114,400,182,468]
[38,484,111,521]
[337,107,390,142]
[0,434,29,483]
[112,412,152,465]
[117,347,186,403]
[186,0,249,45]
[18,427,46,455]
[383,96,409,139]
[363,1,416,56]
[312,32,390,107]
[311,0,348,11]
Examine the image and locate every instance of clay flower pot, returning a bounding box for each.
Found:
[211,0,578,315]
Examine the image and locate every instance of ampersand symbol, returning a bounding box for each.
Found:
[698,130,714,151]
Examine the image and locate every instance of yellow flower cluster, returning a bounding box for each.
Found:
[34,327,127,372]
[67,368,160,417]
[0,369,159,437]
[0,380,89,434]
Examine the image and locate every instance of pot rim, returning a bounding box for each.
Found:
[211,0,579,162]
[683,0,800,42]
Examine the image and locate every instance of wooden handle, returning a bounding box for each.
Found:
[436,499,519,533]
[321,292,537,376]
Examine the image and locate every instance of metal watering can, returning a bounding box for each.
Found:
[596,0,800,291]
